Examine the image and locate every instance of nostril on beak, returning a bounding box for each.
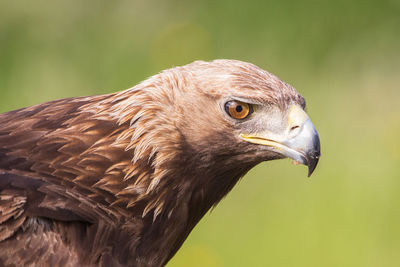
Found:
[289,125,300,134]
[288,125,301,137]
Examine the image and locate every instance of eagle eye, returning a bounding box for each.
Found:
[224,101,253,120]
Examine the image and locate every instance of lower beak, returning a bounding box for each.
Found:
[240,108,321,177]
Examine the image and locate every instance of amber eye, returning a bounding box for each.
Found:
[224,101,253,120]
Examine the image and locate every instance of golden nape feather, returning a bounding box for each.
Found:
[0,59,320,266]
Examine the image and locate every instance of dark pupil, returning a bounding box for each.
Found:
[235,105,243,113]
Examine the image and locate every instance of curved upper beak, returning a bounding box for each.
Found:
[240,105,321,177]
[283,118,320,176]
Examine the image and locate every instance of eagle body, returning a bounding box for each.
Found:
[0,60,320,266]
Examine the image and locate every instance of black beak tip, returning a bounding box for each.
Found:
[307,156,320,177]
[307,130,321,177]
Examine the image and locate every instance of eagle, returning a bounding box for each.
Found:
[0,59,320,266]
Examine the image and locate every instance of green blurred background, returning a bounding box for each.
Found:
[0,0,399,266]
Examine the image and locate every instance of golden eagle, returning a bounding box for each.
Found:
[0,60,320,266]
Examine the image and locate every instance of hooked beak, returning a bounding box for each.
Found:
[240,105,321,177]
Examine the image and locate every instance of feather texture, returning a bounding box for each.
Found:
[0,59,306,266]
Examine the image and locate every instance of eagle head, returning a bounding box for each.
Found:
[173,60,320,176]
[112,59,320,182]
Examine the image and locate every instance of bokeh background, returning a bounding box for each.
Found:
[1,0,399,266]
